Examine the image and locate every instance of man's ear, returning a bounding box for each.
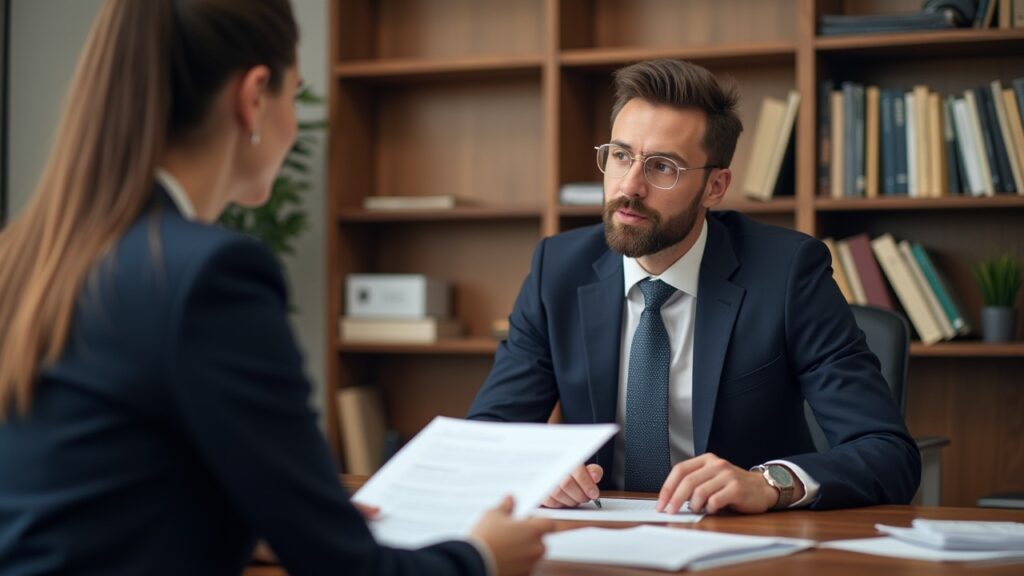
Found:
[702,168,731,208]
[235,65,272,135]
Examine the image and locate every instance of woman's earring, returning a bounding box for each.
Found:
[249,130,262,146]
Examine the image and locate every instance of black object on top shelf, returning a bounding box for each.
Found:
[819,0,977,36]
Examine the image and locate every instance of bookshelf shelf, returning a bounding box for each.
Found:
[337,338,499,355]
[815,196,1024,212]
[557,197,798,219]
[910,341,1024,357]
[814,29,1024,58]
[559,42,797,70]
[337,207,543,223]
[334,55,544,82]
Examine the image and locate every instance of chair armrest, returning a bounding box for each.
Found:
[914,436,950,451]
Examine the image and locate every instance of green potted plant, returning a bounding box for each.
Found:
[972,253,1022,342]
[219,87,325,257]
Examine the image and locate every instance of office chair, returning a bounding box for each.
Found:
[804,304,949,506]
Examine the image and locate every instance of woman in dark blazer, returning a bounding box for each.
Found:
[0,1,552,574]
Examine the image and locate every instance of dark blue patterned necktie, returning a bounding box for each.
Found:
[624,278,677,492]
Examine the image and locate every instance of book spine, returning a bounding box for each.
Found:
[905,92,918,197]
[831,90,846,199]
[991,81,1024,193]
[975,87,1011,193]
[952,98,984,196]
[964,89,996,196]
[893,92,909,195]
[910,242,966,334]
[818,81,834,197]
[881,89,897,196]
[866,86,880,199]
[847,234,896,311]
[843,82,857,197]
[942,96,964,195]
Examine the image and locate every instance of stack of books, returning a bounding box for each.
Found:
[822,234,970,345]
[818,78,1024,199]
[340,274,461,344]
[743,91,800,201]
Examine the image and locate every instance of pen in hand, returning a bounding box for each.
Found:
[593,498,603,509]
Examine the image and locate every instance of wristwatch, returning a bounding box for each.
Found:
[752,464,796,510]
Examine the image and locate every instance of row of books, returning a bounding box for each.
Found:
[818,78,1024,199]
[743,91,800,201]
[823,234,969,345]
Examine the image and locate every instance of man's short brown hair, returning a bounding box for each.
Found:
[611,59,743,169]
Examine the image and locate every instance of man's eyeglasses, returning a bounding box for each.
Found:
[594,143,719,190]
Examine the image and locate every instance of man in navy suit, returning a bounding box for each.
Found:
[468,59,920,514]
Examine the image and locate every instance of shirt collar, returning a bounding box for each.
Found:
[622,216,708,298]
[155,168,197,221]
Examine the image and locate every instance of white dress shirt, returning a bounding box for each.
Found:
[156,168,197,221]
[611,217,820,507]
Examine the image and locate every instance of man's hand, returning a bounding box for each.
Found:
[471,496,556,576]
[541,464,603,508]
[656,453,804,514]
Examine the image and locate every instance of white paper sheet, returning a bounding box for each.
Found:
[544,525,814,571]
[532,497,704,523]
[352,416,618,548]
[821,537,1024,563]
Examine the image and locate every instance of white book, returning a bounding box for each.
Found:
[559,182,604,205]
[952,98,986,196]
[544,525,814,572]
[899,240,955,340]
[743,96,788,200]
[362,195,458,211]
[870,234,943,345]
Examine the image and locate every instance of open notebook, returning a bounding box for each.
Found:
[544,525,814,571]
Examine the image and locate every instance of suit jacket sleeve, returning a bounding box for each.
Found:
[782,238,921,508]
[467,237,560,422]
[168,238,486,576]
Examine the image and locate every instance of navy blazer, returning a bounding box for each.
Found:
[0,190,484,576]
[468,212,921,509]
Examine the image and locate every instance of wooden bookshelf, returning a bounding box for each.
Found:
[328,0,1024,507]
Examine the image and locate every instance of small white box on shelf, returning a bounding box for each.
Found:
[345,274,451,319]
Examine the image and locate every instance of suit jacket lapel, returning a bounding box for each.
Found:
[578,248,624,469]
[692,216,745,455]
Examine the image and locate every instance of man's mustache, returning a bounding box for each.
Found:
[605,197,657,220]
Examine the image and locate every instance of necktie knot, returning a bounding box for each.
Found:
[638,279,676,311]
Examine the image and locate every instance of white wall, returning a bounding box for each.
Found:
[5,0,329,419]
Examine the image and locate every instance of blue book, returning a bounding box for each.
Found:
[880,90,897,196]
[892,92,909,195]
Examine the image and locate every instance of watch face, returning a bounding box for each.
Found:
[767,465,795,488]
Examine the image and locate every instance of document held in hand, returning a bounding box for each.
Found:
[352,416,618,548]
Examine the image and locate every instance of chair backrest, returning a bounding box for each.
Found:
[805,305,911,452]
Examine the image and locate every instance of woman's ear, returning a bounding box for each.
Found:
[235,65,272,138]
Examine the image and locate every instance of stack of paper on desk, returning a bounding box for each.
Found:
[352,417,617,549]
[877,519,1024,550]
[544,525,814,571]
[821,519,1024,563]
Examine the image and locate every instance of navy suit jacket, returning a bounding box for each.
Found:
[468,212,921,509]
[0,190,484,576]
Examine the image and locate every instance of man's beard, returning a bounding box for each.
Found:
[603,192,703,258]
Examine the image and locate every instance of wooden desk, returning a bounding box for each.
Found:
[247,483,1024,576]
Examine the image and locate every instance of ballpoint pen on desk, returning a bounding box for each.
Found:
[593,499,603,509]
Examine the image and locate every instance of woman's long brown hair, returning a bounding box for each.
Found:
[0,0,297,419]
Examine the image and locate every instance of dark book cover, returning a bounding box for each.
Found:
[1014,78,1024,125]
[846,234,896,311]
[972,87,1005,193]
[942,96,964,195]
[893,92,909,195]
[818,80,833,197]
[880,89,897,196]
[978,87,1016,194]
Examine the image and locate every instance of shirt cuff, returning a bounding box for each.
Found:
[765,459,820,508]
[465,535,497,576]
